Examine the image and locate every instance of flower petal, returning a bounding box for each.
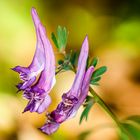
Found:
[32,23,56,93]
[40,121,60,135]
[19,76,36,90]
[37,94,52,113]
[12,8,45,90]
[29,8,45,71]
[12,66,30,74]
[23,94,51,114]
[70,36,89,96]
[50,100,76,123]
[69,66,94,118]
[80,66,94,103]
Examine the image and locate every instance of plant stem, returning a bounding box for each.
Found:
[89,87,136,140]
[89,86,121,128]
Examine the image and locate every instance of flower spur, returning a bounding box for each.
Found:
[23,23,56,114]
[12,8,46,91]
[13,8,56,114]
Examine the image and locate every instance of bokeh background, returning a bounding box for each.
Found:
[0,0,140,140]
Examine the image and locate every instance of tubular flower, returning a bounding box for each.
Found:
[13,8,56,114]
[40,36,94,135]
[23,24,56,114]
[12,8,46,91]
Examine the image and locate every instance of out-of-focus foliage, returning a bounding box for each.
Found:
[119,116,140,140]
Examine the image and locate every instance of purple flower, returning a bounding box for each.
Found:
[23,24,56,114]
[12,8,46,91]
[13,8,56,114]
[40,36,94,135]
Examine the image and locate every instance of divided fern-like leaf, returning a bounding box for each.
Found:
[79,96,94,124]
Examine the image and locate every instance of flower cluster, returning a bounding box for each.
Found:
[12,7,140,140]
[13,8,94,135]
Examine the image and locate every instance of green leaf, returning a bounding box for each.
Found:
[86,56,90,69]
[78,130,91,140]
[119,116,140,140]
[126,116,140,124]
[119,129,130,140]
[79,97,94,124]
[65,53,71,60]
[92,66,107,79]
[51,26,68,52]
[90,77,101,84]
[120,122,140,140]
[51,32,59,49]
[90,81,100,86]
[57,26,68,51]
[58,60,64,65]
[90,57,99,67]
[70,51,78,67]
[90,77,101,86]
[85,96,93,103]
[63,65,72,71]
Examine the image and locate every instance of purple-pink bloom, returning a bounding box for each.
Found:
[40,36,94,135]
[23,24,56,114]
[12,8,46,91]
[13,8,56,114]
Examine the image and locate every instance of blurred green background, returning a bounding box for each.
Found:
[0,0,140,140]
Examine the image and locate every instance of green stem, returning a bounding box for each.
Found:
[89,86,121,128]
[89,87,134,140]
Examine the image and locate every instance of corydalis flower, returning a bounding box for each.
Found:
[13,8,56,114]
[23,24,56,114]
[40,36,94,135]
[12,8,46,91]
